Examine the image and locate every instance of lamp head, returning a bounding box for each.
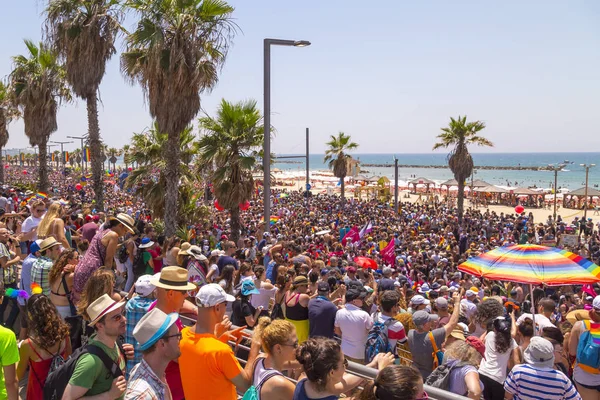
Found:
[294,40,311,47]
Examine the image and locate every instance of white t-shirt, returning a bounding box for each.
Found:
[21,215,43,241]
[516,313,555,330]
[461,299,477,320]
[250,281,276,310]
[478,332,518,384]
[208,263,219,282]
[334,304,373,359]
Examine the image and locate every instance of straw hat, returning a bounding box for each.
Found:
[87,294,126,326]
[178,242,192,256]
[110,213,135,234]
[133,308,179,351]
[39,237,60,252]
[150,266,196,291]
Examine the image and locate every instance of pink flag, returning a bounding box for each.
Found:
[342,226,360,246]
[381,239,395,265]
[582,284,597,297]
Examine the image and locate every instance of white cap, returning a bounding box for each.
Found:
[196,283,235,308]
[410,295,430,306]
[466,289,477,297]
[593,295,600,311]
[135,275,156,297]
[210,249,224,257]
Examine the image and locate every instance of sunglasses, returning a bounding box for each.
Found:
[110,312,126,322]
[281,340,299,349]
[163,332,182,341]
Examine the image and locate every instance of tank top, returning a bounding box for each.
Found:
[285,293,309,321]
[27,339,67,400]
[252,357,283,400]
[292,379,338,400]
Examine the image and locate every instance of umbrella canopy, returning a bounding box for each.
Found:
[474,185,509,194]
[409,177,436,185]
[440,178,459,187]
[512,187,539,195]
[568,187,600,197]
[458,244,600,286]
[354,257,378,270]
[471,179,492,188]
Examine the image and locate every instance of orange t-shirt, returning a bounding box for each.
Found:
[179,327,243,400]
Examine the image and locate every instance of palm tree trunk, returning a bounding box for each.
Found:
[341,177,345,203]
[457,179,465,225]
[0,147,4,184]
[87,92,104,211]
[230,206,241,244]
[164,131,181,236]
[38,141,49,192]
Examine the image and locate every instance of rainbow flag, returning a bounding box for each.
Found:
[36,192,48,199]
[590,322,600,345]
[260,215,280,226]
[62,151,69,163]
[83,148,91,162]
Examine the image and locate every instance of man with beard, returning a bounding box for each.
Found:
[63,294,128,399]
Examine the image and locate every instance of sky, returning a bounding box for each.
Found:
[1,1,599,155]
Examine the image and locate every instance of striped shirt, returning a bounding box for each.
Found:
[504,364,581,400]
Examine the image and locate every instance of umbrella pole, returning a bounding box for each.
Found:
[530,284,537,336]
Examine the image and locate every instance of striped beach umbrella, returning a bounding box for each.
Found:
[459,244,600,286]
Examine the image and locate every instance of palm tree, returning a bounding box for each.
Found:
[108,147,120,171]
[46,0,123,210]
[121,144,130,170]
[125,122,206,223]
[9,40,70,192]
[121,0,236,236]
[0,81,17,184]
[72,147,82,169]
[324,132,359,203]
[433,115,493,224]
[53,150,61,169]
[198,99,264,243]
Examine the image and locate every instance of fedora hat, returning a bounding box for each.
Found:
[87,294,126,326]
[110,213,135,234]
[150,266,196,291]
[178,242,192,256]
[133,308,179,351]
[39,237,60,252]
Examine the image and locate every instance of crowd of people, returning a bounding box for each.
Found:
[0,166,598,400]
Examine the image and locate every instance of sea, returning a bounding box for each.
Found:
[273,153,600,190]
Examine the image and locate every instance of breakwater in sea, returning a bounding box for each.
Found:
[361,164,555,171]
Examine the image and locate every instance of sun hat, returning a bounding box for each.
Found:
[39,237,60,252]
[196,283,235,307]
[465,336,486,359]
[240,280,260,296]
[210,249,224,257]
[293,275,308,287]
[449,327,466,341]
[87,294,126,326]
[135,275,156,297]
[139,237,155,249]
[133,308,179,351]
[150,266,196,291]
[419,283,431,293]
[188,246,207,261]
[410,295,430,306]
[110,213,136,234]
[178,242,192,256]
[412,310,434,326]
[524,337,555,368]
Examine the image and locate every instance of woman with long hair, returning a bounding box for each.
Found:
[234,262,254,286]
[217,264,235,317]
[251,266,276,319]
[478,316,519,400]
[163,236,181,266]
[17,294,71,399]
[294,337,394,400]
[205,252,220,283]
[36,202,70,249]
[76,268,121,321]
[72,213,135,303]
[357,365,425,400]
[48,248,79,318]
[248,317,298,400]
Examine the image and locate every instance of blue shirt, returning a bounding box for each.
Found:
[125,296,154,375]
[19,254,37,305]
[293,379,338,400]
[308,296,337,339]
[266,260,277,283]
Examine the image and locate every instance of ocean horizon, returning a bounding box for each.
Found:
[273,152,600,190]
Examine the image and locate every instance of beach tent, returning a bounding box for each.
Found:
[471,179,492,188]
[474,185,509,194]
[440,178,459,187]
[512,187,539,195]
[564,187,600,209]
[409,177,436,193]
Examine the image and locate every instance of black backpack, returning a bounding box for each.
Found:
[44,343,124,400]
[133,249,147,278]
[117,242,129,264]
[425,360,468,392]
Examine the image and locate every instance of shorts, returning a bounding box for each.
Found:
[575,380,600,392]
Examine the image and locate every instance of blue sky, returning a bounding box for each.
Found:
[1,1,599,154]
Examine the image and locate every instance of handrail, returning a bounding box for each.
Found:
[179,314,470,400]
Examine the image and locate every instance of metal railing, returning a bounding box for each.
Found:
[179,315,469,400]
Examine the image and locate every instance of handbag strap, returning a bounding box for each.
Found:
[428,331,440,354]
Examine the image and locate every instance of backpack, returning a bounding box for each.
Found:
[576,320,600,374]
[425,360,468,391]
[117,243,129,264]
[44,343,124,400]
[133,250,147,278]
[364,314,396,363]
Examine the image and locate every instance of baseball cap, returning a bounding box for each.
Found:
[412,310,434,326]
[346,266,357,274]
[466,289,477,297]
[434,297,448,310]
[134,275,156,297]
[196,283,235,307]
[29,239,43,254]
[317,282,330,293]
[410,295,430,306]
[346,287,367,302]
[593,295,600,311]
[465,336,486,359]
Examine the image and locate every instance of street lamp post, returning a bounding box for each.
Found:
[263,38,310,234]
[50,140,74,170]
[548,163,566,222]
[67,135,87,172]
[580,163,596,221]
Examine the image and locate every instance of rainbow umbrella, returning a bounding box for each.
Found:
[458,244,600,286]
